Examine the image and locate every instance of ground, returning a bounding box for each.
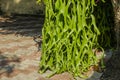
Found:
[100,52,120,80]
[0,15,120,80]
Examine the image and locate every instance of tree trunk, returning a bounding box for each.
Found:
[111,0,120,52]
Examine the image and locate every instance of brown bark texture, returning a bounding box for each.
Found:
[111,0,120,51]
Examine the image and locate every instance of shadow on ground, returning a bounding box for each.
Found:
[100,51,120,80]
[0,51,21,77]
[0,14,44,37]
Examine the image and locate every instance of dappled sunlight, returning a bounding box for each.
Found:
[5,2,10,12]
[0,16,15,22]
[14,0,21,4]
[0,15,43,37]
[0,0,44,15]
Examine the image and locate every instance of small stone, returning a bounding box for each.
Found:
[104,50,113,63]
[87,71,103,80]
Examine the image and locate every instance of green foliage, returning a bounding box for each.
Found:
[38,0,106,78]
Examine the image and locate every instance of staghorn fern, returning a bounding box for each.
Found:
[38,0,106,78]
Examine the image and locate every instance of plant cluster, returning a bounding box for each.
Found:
[37,0,115,78]
[38,0,106,78]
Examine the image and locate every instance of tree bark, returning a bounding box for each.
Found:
[111,0,120,51]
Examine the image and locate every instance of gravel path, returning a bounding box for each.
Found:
[0,16,44,80]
